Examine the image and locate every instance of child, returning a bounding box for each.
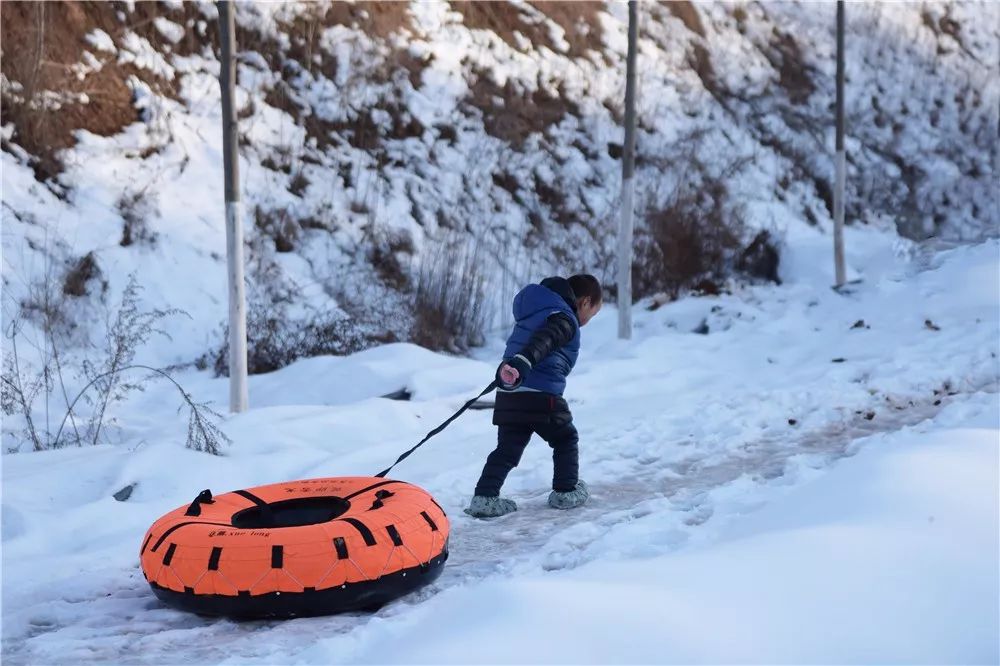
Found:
[465,274,603,518]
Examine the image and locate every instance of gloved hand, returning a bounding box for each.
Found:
[495,355,531,389]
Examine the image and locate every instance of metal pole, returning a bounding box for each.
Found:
[833,0,847,288]
[618,0,638,339]
[218,0,248,412]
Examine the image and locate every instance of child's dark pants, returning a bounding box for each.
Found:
[474,391,579,496]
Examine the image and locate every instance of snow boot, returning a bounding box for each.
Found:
[464,495,517,518]
[548,480,589,510]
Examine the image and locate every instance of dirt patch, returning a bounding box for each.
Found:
[62,251,103,297]
[765,28,814,105]
[1,1,418,181]
[257,3,428,155]
[320,1,414,40]
[451,1,604,59]
[534,172,572,226]
[0,1,190,181]
[266,76,424,155]
[528,1,604,58]
[687,42,724,102]
[493,170,523,202]
[665,1,706,38]
[271,1,416,77]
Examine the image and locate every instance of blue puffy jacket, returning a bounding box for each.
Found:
[502,277,581,395]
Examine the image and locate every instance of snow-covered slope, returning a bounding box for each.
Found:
[2,233,997,664]
[2,1,997,371]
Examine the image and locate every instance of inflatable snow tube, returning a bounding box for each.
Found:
[140,477,449,618]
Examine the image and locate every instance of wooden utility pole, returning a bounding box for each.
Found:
[218,0,248,412]
[618,0,638,339]
[833,0,847,287]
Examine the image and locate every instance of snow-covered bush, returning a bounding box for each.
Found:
[205,300,390,377]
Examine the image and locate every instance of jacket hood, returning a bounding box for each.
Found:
[539,276,578,315]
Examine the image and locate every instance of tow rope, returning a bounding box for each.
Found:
[375,381,498,478]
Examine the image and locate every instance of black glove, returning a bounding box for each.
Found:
[496,355,532,390]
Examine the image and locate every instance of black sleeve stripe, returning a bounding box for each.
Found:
[521,312,576,365]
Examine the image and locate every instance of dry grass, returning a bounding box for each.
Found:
[411,237,490,352]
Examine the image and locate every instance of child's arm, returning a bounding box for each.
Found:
[515,312,576,366]
[498,313,576,387]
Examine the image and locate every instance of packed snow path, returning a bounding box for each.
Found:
[2,238,997,664]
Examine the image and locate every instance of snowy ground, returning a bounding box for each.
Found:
[2,234,998,664]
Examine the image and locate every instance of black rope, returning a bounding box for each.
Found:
[375,381,497,478]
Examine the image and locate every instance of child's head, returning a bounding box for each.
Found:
[568,274,603,326]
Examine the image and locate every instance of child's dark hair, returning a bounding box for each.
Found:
[568,274,602,304]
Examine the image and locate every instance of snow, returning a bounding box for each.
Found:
[118,33,176,81]
[153,18,185,46]
[85,29,117,54]
[349,397,998,665]
[2,235,997,664]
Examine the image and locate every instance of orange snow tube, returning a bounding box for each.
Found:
[140,477,449,618]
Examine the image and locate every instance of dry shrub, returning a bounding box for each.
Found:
[117,189,158,247]
[3,275,226,454]
[207,301,395,377]
[254,206,300,253]
[62,252,104,298]
[370,229,415,291]
[411,238,490,352]
[633,182,740,300]
[632,131,780,300]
